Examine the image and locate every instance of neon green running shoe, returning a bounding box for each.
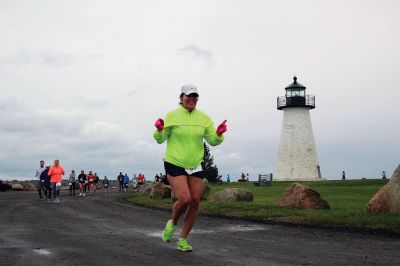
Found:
[177,238,193,252]
[162,219,176,242]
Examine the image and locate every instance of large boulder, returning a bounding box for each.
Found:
[150,182,172,199]
[278,183,330,209]
[12,183,24,191]
[211,188,254,202]
[24,183,37,192]
[367,165,400,213]
[138,183,153,196]
[171,178,210,202]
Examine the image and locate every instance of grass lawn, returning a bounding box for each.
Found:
[124,179,400,231]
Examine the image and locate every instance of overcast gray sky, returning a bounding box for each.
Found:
[1,0,399,181]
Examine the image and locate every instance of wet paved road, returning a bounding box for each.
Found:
[1,191,400,265]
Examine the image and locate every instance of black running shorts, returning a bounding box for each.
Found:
[164,161,205,179]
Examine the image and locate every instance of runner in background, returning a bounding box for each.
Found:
[117,172,124,192]
[78,170,86,197]
[35,160,46,200]
[48,159,65,204]
[69,170,76,196]
[131,175,138,191]
[103,176,110,195]
[94,173,99,192]
[40,166,51,202]
[137,173,145,186]
[87,171,95,193]
[123,173,130,192]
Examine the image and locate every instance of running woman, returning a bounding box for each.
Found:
[87,171,95,193]
[48,159,65,203]
[153,84,227,251]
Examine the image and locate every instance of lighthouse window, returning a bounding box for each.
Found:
[287,90,305,97]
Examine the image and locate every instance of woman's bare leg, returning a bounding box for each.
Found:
[167,175,191,225]
[180,176,204,238]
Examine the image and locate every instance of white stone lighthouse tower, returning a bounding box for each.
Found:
[275,77,321,181]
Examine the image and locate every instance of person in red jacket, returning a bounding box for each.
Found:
[87,171,95,193]
[48,159,65,203]
[137,173,145,186]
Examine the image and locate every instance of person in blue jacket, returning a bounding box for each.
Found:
[123,174,130,192]
[40,166,52,202]
[103,176,110,195]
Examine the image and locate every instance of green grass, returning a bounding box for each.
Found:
[124,179,400,231]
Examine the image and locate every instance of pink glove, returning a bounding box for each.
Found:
[154,118,164,131]
[216,120,227,136]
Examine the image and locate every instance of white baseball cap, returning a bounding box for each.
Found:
[181,84,199,96]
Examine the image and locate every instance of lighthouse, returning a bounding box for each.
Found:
[275,77,321,181]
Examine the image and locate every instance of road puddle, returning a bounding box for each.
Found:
[33,248,51,255]
[146,232,163,238]
[227,224,267,232]
[144,225,264,238]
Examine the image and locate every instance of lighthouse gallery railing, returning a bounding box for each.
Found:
[277,95,315,109]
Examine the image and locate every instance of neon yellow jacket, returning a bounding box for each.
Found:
[153,106,224,169]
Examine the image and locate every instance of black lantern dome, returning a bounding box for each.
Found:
[277,76,315,110]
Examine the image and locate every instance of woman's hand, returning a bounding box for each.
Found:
[216,120,227,136]
[155,118,164,131]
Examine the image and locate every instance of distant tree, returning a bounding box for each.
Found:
[201,143,222,183]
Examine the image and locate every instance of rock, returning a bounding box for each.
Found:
[171,189,177,202]
[139,183,153,196]
[24,183,37,192]
[170,178,210,202]
[211,188,254,202]
[12,183,24,191]
[201,179,211,201]
[278,183,330,209]
[367,164,400,213]
[162,184,172,199]
[150,182,172,199]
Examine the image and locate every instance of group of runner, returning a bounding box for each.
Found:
[72,170,103,196]
[35,159,65,203]
[116,172,146,192]
[36,160,150,201]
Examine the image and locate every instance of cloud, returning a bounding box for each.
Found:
[0,48,32,66]
[0,98,162,179]
[179,45,214,67]
[0,48,104,68]
[39,52,75,67]
[124,89,139,98]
